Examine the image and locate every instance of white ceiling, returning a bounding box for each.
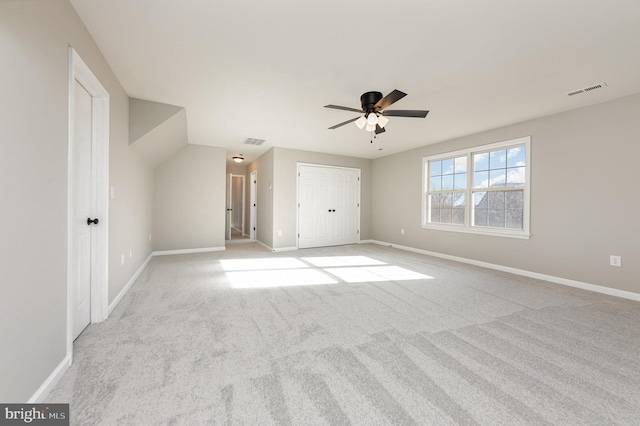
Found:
[70,0,640,165]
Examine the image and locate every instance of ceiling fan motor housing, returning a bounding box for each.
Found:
[361,91,383,114]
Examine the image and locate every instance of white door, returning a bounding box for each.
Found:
[298,165,360,249]
[71,80,92,340]
[332,168,359,245]
[225,173,232,240]
[250,171,257,240]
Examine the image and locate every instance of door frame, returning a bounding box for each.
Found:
[67,48,109,358]
[296,163,361,249]
[250,171,257,240]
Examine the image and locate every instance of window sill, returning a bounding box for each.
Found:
[421,224,531,239]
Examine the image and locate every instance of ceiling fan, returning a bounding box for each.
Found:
[324,89,429,134]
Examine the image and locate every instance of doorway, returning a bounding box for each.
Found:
[67,48,109,350]
[227,174,247,240]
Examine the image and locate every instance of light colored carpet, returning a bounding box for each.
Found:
[47,243,640,425]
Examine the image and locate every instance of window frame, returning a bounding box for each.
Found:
[422,136,531,239]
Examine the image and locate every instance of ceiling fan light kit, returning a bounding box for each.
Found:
[324,89,429,136]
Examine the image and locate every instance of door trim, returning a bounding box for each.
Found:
[67,48,109,359]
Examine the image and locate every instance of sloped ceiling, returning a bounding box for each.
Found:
[70,0,640,165]
[129,98,188,168]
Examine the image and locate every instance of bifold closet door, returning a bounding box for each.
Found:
[298,165,359,249]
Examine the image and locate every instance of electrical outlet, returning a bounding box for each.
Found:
[610,255,621,267]
[277,230,282,237]
[401,228,405,235]
[121,254,125,266]
[129,248,133,258]
[149,233,152,241]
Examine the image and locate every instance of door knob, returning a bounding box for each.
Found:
[87,218,99,225]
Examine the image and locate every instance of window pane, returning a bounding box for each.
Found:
[474,208,488,227]
[430,160,441,176]
[507,146,525,167]
[430,193,441,208]
[489,150,507,169]
[442,158,454,175]
[454,156,467,173]
[442,174,454,190]
[506,209,523,229]
[452,192,465,208]
[440,208,452,224]
[452,208,465,224]
[430,208,440,223]
[473,191,487,208]
[488,209,505,227]
[505,190,523,209]
[474,171,489,188]
[454,172,467,190]
[474,152,489,171]
[430,175,441,191]
[507,167,525,186]
[487,191,505,209]
[440,193,453,207]
[489,169,506,187]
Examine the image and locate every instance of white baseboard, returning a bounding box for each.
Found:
[152,246,226,256]
[358,239,374,244]
[369,240,640,302]
[272,246,298,252]
[28,354,71,403]
[108,253,153,315]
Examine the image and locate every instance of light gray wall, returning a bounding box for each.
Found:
[372,93,640,294]
[246,149,275,247]
[154,144,226,251]
[0,0,154,401]
[129,98,183,143]
[272,147,373,249]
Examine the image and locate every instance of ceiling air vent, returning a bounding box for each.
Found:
[242,137,266,146]
[567,82,607,96]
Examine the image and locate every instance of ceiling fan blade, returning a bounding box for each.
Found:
[374,124,386,135]
[374,89,407,110]
[324,104,364,113]
[382,110,429,118]
[328,116,360,129]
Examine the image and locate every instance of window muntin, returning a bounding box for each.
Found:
[423,137,530,238]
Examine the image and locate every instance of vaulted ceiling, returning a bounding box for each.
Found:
[70,0,640,165]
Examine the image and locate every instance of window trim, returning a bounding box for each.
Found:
[422,136,531,239]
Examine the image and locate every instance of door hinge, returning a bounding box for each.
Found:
[357,203,360,207]
[253,227,256,231]
[298,203,300,208]
[357,230,360,234]
[298,172,300,177]
[298,233,300,238]
[358,177,360,181]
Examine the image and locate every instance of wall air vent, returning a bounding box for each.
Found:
[567,82,607,96]
[242,138,266,146]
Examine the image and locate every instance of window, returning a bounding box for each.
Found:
[422,136,530,238]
